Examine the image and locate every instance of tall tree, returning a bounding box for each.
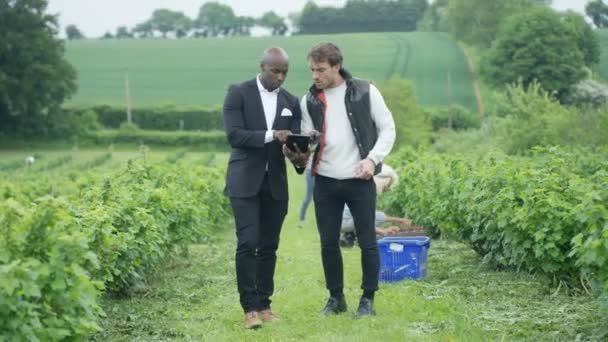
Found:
[258,11,288,36]
[133,21,154,38]
[233,16,255,36]
[562,11,600,67]
[174,14,193,38]
[101,31,113,39]
[418,0,448,32]
[448,0,547,47]
[585,0,608,28]
[297,0,427,34]
[65,24,84,40]
[195,2,236,37]
[0,0,77,135]
[149,9,192,38]
[115,26,133,39]
[481,7,586,101]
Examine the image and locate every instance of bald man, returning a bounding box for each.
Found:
[223,47,310,329]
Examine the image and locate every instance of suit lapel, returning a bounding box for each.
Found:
[247,79,268,130]
[273,89,287,130]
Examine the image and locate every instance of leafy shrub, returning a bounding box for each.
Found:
[565,78,608,107]
[63,105,222,131]
[427,104,481,131]
[381,147,608,297]
[381,78,433,147]
[85,130,228,148]
[0,161,230,339]
[481,7,586,100]
[118,121,140,133]
[0,198,103,340]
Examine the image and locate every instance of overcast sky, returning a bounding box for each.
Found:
[47,0,590,38]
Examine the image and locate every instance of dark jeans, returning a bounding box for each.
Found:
[313,175,379,294]
[230,174,288,313]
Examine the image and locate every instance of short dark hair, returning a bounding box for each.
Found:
[307,43,343,67]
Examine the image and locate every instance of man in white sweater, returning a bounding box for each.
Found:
[300,42,396,318]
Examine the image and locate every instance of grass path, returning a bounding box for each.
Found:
[93,168,602,341]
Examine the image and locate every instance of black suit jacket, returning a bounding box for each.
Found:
[223,78,304,200]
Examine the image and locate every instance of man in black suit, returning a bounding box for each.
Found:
[223,47,309,329]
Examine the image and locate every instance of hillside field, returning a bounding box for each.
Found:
[66,32,478,111]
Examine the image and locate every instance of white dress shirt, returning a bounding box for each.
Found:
[256,75,279,143]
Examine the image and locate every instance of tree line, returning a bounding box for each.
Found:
[297,0,427,34]
[66,0,429,40]
[66,2,287,40]
[417,0,602,104]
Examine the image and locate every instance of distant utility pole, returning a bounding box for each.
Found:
[447,69,453,130]
[125,68,132,124]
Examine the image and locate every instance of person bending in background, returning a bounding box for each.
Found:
[298,158,315,228]
[339,165,412,247]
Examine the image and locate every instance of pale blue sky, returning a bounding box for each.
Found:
[47,0,590,38]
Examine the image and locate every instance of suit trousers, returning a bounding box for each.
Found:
[313,175,379,294]
[230,173,288,313]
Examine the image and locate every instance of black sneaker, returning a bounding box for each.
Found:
[339,233,356,248]
[353,297,376,318]
[321,296,347,316]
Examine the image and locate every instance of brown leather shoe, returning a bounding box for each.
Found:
[244,311,262,329]
[258,309,279,322]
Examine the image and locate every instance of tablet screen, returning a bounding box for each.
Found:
[286,134,310,153]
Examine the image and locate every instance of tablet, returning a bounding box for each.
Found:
[286,134,310,153]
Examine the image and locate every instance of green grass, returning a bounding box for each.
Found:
[88,162,602,341]
[65,32,477,111]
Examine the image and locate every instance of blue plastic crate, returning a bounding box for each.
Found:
[378,236,430,283]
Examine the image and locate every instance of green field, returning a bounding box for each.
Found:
[66,32,478,111]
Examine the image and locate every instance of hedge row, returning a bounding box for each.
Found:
[63,105,223,131]
[84,129,229,148]
[381,147,607,299]
[0,161,229,340]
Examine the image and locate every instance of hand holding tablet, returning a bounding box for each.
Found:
[285,134,311,153]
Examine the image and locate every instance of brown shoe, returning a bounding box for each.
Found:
[244,311,262,329]
[259,309,279,322]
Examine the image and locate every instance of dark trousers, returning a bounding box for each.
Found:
[229,174,288,313]
[313,175,379,294]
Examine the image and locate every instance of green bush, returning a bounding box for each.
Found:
[430,122,497,155]
[381,147,608,295]
[427,104,481,131]
[481,7,586,100]
[118,121,140,133]
[63,105,223,131]
[570,168,608,308]
[431,82,608,156]
[0,198,104,340]
[0,161,230,340]
[166,149,188,164]
[1,108,101,139]
[85,129,228,148]
[493,82,607,154]
[77,161,229,292]
[381,78,433,147]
